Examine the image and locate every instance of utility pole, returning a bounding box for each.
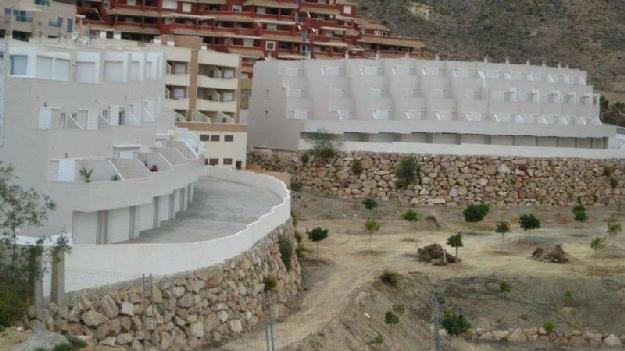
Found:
[432,295,442,351]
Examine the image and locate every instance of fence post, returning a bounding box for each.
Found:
[50,250,66,317]
[32,253,45,322]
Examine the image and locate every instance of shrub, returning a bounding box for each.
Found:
[610,177,619,188]
[395,157,422,189]
[564,289,573,299]
[351,159,363,176]
[369,333,384,345]
[392,304,405,315]
[278,234,293,271]
[52,343,73,351]
[543,321,556,333]
[384,311,400,328]
[380,270,401,288]
[573,200,588,223]
[500,281,512,295]
[290,182,302,192]
[263,275,277,292]
[294,230,303,244]
[463,203,490,223]
[401,209,421,222]
[66,335,87,349]
[307,130,341,160]
[608,223,623,238]
[590,237,606,252]
[441,310,471,336]
[300,152,309,164]
[603,166,615,177]
[363,198,378,210]
[365,218,382,250]
[291,209,299,227]
[295,244,311,257]
[519,213,541,232]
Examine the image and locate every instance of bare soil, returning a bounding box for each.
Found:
[219,191,625,351]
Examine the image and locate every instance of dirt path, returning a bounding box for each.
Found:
[218,202,625,350]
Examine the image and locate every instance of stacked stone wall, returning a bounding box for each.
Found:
[250,151,625,206]
[35,223,301,350]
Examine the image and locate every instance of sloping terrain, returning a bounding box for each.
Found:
[357,0,625,96]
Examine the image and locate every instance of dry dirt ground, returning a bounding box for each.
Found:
[218,191,625,351]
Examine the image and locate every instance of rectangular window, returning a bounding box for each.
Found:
[209,158,219,166]
[4,8,11,16]
[210,135,220,142]
[10,55,28,75]
[223,158,233,165]
[225,135,234,142]
[232,4,242,11]
[67,18,73,32]
[265,41,276,51]
[182,2,192,12]
[200,134,210,142]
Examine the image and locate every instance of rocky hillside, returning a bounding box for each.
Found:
[357,0,625,95]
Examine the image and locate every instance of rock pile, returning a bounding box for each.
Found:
[32,224,302,350]
[532,245,569,263]
[249,151,625,207]
[417,244,460,264]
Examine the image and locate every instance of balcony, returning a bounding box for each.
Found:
[197,75,238,90]
[165,97,190,111]
[196,99,237,113]
[165,74,190,86]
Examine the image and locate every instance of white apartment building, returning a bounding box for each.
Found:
[0,39,204,244]
[249,58,624,157]
[0,0,76,41]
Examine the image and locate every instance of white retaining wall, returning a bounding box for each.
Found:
[62,167,290,293]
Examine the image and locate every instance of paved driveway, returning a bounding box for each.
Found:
[125,177,282,244]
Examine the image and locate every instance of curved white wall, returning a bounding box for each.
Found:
[63,168,290,293]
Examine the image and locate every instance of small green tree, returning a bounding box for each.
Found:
[463,203,490,225]
[395,156,422,189]
[446,232,463,258]
[500,281,512,297]
[365,218,381,251]
[363,198,378,210]
[607,223,623,245]
[496,221,510,245]
[519,213,540,236]
[441,310,471,336]
[307,227,329,265]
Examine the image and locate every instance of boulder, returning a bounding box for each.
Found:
[100,295,119,318]
[81,310,107,327]
[604,334,622,347]
[508,329,527,343]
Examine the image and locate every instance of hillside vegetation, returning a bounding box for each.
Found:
[357,0,625,96]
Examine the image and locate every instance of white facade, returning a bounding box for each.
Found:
[249,58,623,157]
[0,39,204,244]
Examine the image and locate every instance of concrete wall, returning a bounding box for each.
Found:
[249,150,625,207]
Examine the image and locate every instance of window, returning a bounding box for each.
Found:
[225,135,234,142]
[67,18,73,32]
[210,135,220,142]
[10,55,27,76]
[200,134,210,142]
[204,158,209,165]
[4,8,11,16]
[232,4,242,11]
[343,5,352,14]
[266,24,277,31]
[162,0,177,9]
[223,158,233,165]
[182,2,191,12]
[265,41,276,51]
[209,158,219,166]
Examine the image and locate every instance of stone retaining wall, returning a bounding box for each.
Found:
[34,223,301,350]
[249,151,625,206]
[460,327,624,348]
